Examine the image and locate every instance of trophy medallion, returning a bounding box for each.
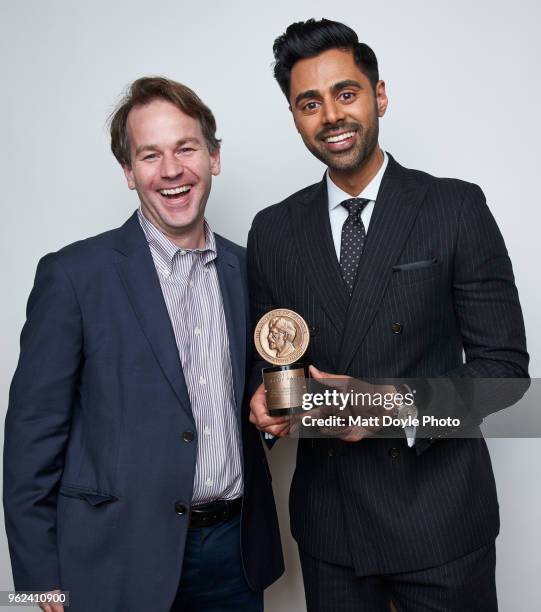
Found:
[254,309,311,416]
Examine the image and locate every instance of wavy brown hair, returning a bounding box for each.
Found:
[109,76,221,167]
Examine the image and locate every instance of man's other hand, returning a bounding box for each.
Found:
[249,383,291,437]
[308,365,386,442]
[38,589,64,612]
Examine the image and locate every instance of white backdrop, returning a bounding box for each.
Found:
[1,1,539,610]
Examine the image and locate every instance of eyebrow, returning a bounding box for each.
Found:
[331,79,363,93]
[294,79,364,107]
[135,137,201,156]
[294,89,318,107]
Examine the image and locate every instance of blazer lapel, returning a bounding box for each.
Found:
[214,237,246,422]
[113,213,193,418]
[338,157,428,372]
[289,179,350,333]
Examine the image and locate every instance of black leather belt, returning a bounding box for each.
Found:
[188,497,242,529]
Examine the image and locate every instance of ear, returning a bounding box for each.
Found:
[122,164,136,190]
[375,80,388,117]
[210,148,221,176]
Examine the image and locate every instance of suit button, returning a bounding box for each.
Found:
[391,322,403,334]
[182,430,195,443]
[309,326,319,337]
[389,447,400,458]
[174,502,187,515]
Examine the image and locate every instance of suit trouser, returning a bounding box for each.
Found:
[170,514,262,612]
[299,542,497,612]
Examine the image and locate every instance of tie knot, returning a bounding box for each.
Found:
[341,198,370,218]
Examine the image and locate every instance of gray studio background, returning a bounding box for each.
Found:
[1,0,539,610]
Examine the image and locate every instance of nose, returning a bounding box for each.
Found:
[160,153,183,180]
[322,98,345,126]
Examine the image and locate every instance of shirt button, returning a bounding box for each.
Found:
[199,376,206,385]
[205,478,213,486]
[179,250,186,256]
[203,427,211,436]
[194,327,201,336]
[189,280,194,287]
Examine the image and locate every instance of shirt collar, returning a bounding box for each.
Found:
[327,150,389,211]
[137,208,217,272]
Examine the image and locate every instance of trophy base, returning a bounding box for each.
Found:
[268,405,306,417]
[262,363,310,417]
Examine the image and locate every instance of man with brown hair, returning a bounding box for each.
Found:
[4,76,283,612]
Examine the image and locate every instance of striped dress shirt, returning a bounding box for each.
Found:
[137,210,243,504]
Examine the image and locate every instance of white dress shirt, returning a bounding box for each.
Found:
[326,151,389,260]
[326,152,416,446]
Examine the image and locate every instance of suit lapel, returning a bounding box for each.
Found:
[113,214,193,418]
[214,236,245,422]
[338,156,428,372]
[289,180,349,333]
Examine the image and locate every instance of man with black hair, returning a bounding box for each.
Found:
[248,18,528,612]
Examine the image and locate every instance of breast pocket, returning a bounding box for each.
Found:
[392,258,441,286]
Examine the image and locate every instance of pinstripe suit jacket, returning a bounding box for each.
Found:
[247,154,528,575]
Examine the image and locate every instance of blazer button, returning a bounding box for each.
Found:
[182,430,195,443]
[391,322,403,334]
[389,447,400,458]
[174,502,187,515]
[309,326,319,337]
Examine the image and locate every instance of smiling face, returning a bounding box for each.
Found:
[289,48,388,182]
[122,98,220,247]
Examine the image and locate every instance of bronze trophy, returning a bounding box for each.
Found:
[254,308,311,416]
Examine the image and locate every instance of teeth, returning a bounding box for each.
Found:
[325,131,355,143]
[159,185,191,196]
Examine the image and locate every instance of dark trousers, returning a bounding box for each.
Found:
[171,514,263,612]
[300,543,497,612]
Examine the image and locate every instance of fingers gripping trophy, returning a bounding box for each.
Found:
[254,309,311,416]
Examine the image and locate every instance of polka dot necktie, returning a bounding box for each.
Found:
[339,198,370,294]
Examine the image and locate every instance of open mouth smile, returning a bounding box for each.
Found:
[321,130,357,152]
[324,131,356,143]
[159,185,193,199]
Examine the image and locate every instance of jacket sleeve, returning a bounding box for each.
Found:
[3,253,82,590]
[450,183,528,377]
[415,183,529,454]
[246,215,279,398]
[247,216,284,450]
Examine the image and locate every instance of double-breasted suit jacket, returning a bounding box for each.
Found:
[247,154,528,575]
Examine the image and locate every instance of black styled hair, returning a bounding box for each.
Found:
[273,18,379,100]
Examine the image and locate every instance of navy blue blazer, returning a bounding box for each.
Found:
[4,212,283,611]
